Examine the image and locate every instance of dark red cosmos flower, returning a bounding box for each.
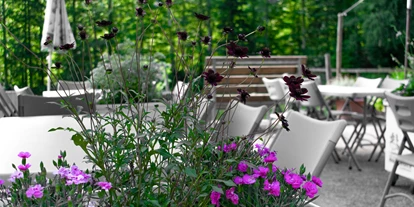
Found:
[138,0,147,4]
[248,66,258,78]
[201,36,211,45]
[79,30,87,40]
[207,94,213,99]
[288,84,310,101]
[194,12,210,21]
[257,26,265,32]
[177,31,188,41]
[202,69,224,86]
[136,7,145,17]
[85,0,92,5]
[59,42,75,50]
[158,2,163,6]
[226,42,249,58]
[237,88,250,104]
[96,20,112,27]
[222,27,233,34]
[43,36,52,46]
[112,27,119,34]
[53,62,62,69]
[260,47,271,58]
[275,112,289,131]
[283,75,304,86]
[166,0,172,7]
[101,33,116,40]
[77,24,84,31]
[238,34,247,41]
[302,64,316,80]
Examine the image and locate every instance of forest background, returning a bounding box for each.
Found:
[0,0,411,94]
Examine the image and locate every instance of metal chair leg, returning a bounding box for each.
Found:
[378,160,400,207]
[341,135,362,171]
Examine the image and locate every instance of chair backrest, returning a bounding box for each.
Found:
[57,80,92,91]
[353,77,382,88]
[262,77,286,101]
[0,84,17,117]
[300,81,326,108]
[172,81,189,102]
[379,76,409,90]
[18,94,95,117]
[267,110,346,177]
[385,91,414,132]
[215,100,268,141]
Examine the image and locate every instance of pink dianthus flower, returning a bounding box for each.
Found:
[18,152,31,159]
[18,163,31,171]
[225,187,239,205]
[210,191,221,206]
[26,184,44,199]
[237,161,248,172]
[303,181,318,198]
[97,181,112,190]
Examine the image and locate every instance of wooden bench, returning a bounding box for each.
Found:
[205,56,307,109]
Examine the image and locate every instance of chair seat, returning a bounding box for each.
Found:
[395,154,414,166]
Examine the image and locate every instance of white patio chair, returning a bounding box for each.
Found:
[379,91,414,207]
[0,84,17,117]
[171,81,189,103]
[300,81,362,170]
[266,110,346,177]
[213,100,268,142]
[262,77,286,112]
[57,80,93,91]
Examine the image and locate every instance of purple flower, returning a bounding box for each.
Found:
[312,176,323,187]
[101,33,116,40]
[136,7,145,17]
[283,75,304,86]
[96,20,112,27]
[260,47,271,58]
[202,69,224,86]
[8,171,23,183]
[55,165,91,185]
[166,0,172,7]
[26,184,44,199]
[264,152,277,163]
[275,112,290,131]
[237,161,248,172]
[225,187,239,205]
[217,146,222,151]
[223,144,231,153]
[263,180,281,196]
[0,179,4,186]
[222,27,233,34]
[210,191,221,206]
[248,66,258,78]
[302,64,316,80]
[201,36,211,45]
[284,172,303,189]
[288,84,310,101]
[58,155,63,159]
[177,31,188,41]
[194,12,210,21]
[97,182,112,190]
[237,88,250,104]
[18,163,31,171]
[229,142,237,150]
[238,34,247,41]
[255,143,270,157]
[226,42,249,58]
[18,152,31,159]
[253,166,269,178]
[242,174,256,185]
[303,181,318,198]
[234,176,243,185]
[272,164,278,172]
[59,43,75,50]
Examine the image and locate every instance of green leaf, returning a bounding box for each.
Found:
[212,179,236,187]
[211,186,223,194]
[48,127,64,132]
[156,148,173,159]
[300,164,306,175]
[146,200,162,207]
[72,134,87,151]
[184,167,197,178]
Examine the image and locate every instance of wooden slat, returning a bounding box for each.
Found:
[213,66,296,75]
[215,85,268,94]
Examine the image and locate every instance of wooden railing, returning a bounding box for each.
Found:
[206,56,307,109]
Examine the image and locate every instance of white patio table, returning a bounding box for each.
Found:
[317,85,390,170]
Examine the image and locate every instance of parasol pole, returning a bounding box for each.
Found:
[47,50,52,91]
[405,0,412,79]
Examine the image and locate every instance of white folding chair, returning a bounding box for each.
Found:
[213,100,268,142]
[379,91,414,206]
[300,81,362,170]
[266,110,346,177]
[172,81,189,103]
[57,80,93,91]
[262,77,286,112]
